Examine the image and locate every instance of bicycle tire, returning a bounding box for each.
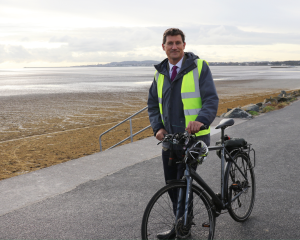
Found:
[227,152,256,222]
[141,182,215,240]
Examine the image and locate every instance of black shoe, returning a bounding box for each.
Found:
[156,228,176,239]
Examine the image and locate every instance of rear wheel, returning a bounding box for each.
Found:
[227,153,256,222]
[141,182,215,240]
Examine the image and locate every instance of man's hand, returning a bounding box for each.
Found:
[185,121,203,134]
[156,128,168,141]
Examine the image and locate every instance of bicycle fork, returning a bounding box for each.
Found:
[175,165,192,227]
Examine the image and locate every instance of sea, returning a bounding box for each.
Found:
[0,66,300,97]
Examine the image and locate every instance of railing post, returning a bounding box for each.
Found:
[99,106,149,151]
[100,137,102,152]
[130,118,133,142]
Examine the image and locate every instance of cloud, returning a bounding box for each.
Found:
[48,27,161,52]
[5,25,300,51]
[0,45,33,63]
[181,25,300,45]
[1,0,300,32]
[0,43,165,64]
[1,0,300,68]
[1,24,300,66]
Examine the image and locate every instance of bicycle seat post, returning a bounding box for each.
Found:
[220,127,226,203]
[221,127,225,145]
[215,119,234,145]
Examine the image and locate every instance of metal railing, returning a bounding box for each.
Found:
[99,106,151,151]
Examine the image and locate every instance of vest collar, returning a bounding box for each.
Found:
[154,52,199,81]
[154,58,169,77]
[179,54,198,74]
[173,53,198,82]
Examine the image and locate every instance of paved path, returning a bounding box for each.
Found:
[0,101,299,239]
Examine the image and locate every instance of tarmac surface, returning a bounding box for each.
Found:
[0,100,300,239]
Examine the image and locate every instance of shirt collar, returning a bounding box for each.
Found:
[168,56,184,71]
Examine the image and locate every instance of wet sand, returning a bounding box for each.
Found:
[0,79,299,180]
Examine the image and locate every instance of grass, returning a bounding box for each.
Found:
[245,97,298,115]
[262,97,297,113]
[262,106,276,113]
[248,111,259,116]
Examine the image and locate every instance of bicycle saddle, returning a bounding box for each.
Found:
[215,118,234,129]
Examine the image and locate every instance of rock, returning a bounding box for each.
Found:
[263,98,278,104]
[261,102,271,108]
[227,108,232,112]
[241,104,260,112]
[220,113,226,117]
[223,108,253,119]
[256,102,263,107]
[278,97,293,102]
[278,90,287,97]
[291,91,300,97]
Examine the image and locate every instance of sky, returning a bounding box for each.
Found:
[0,0,300,68]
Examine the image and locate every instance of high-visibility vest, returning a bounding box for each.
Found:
[154,59,210,136]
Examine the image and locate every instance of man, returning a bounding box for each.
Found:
[147,28,219,239]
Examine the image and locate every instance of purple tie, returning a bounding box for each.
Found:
[171,66,178,81]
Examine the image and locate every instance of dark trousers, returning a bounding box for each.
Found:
[161,134,210,216]
[162,149,194,216]
[162,149,186,184]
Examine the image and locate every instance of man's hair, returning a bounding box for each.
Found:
[163,28,185,44]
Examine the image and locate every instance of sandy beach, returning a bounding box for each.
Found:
[0,77,299,180]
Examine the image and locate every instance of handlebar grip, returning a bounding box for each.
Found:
[200,125,208,131]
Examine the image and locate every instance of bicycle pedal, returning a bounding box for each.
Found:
[202,222,210,228]
[231,183,241,191]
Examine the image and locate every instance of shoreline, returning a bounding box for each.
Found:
[1,85,300,180]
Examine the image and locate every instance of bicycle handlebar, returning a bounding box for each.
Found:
[200,125,209,131]
[157,125,209,146]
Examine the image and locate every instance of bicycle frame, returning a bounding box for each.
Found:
[176,128,251,225]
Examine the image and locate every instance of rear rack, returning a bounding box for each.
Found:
[241,144,256,169]
[226,143,256,169]
[247,144,256,168]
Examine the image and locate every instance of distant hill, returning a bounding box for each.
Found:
[209,60,300,66]
[72,60,160,67]
[25,60,300,68]
[71,60,300,68]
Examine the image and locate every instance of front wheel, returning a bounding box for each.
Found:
[227,152,256,222]
[141,182,215,240]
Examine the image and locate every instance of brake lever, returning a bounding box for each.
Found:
[157,134,170,145]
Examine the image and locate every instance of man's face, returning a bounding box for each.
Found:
[162,35,186,63]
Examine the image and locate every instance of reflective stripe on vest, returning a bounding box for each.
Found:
[155,59,210,136]
[155,70,165,125]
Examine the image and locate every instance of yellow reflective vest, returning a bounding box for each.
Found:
[154,59,210,136]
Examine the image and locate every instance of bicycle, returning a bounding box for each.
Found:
[141,118,256,240]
